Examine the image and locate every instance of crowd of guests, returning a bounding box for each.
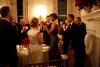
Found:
[0,6,87,67]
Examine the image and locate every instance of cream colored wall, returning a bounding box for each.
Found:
[10,0,17,23]
[23,0,58,21]
[23,0,28,21]
[67,0,80,17]
[52,0,58,14]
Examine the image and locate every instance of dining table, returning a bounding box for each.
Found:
[17,44,50,67]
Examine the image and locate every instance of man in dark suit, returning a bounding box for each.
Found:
[75,17,87,67]
[63,14,80,54]
[43,15,52,46]
[16,20,30,45]
[62,14,86,67]
[0,6,18,67]
[75,17,86,47]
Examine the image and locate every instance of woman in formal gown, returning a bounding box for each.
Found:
[27,17,44,64]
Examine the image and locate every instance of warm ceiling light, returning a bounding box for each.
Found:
[33,5,47,19]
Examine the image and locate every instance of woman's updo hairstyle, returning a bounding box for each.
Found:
[30,17,39,27]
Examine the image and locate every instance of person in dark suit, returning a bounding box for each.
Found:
[16,20,30,45]
[43,15,52,46]
[62,14,86,67]
[75,17,86,67]
[75,17,86,46]
[0,6,18,67]
[62,14,80,54]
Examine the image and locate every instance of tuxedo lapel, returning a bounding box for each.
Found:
[65,24,71,32]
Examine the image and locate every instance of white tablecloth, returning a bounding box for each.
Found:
[17,45,50,67]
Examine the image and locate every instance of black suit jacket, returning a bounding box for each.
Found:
[0,18,18,65]
[79,22,87,49]
[43,23,52,45]
[62,22,80,53]
[16,24,30,44]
